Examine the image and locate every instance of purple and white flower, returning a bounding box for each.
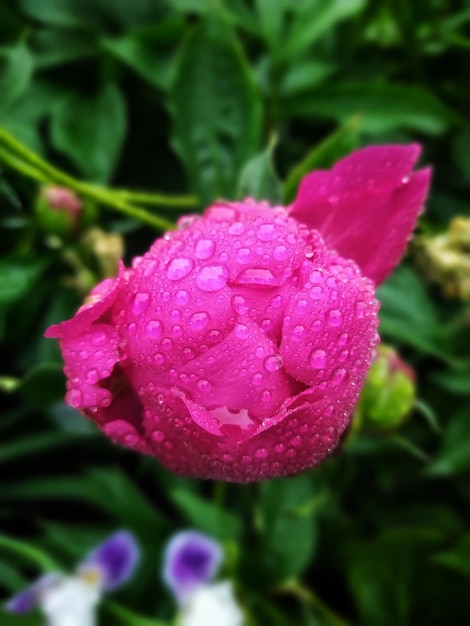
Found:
[5,531,139,626]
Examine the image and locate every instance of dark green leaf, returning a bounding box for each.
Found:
[0,43,33,113]
[433,534,470,577]
[168,488,241,539]
[426,408,470,476]
[0,255,49,307]
[50,83,126,182]
[31,28,98,68]
[237,140,281,204]
[171,13,262,204]
[282,82,459,135]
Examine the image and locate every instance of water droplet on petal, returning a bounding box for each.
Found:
[271,295,283,308]
[296,299,309,312]
[228,221,245,235]
[255,447,268,459]
[355,301,367,318]
[92,331,107,346]
[234,323,250,339]
[273,244,289,260]
[291,325,306,341]
[256,223,277,241]
[196,265,229,292]
[263,355,283,372]
[86,369,99,384]
[327,309,343,327]
[175,289,190,305]
[339,332,349,346]
[236,247,253,264]
[66,388,82,408]
[235,268,278,286]
[154,352,165,365]
[146,320,163,338]
[151,430,165,443]
[232,294,249,314]
[261,389,272,403]
[190,311,210,330]
[251,372,263,385]
[310,349,327,369]
[197,379,212,392]
[166,257,194,280]
[332,368,347,384]
[194,239,215,260]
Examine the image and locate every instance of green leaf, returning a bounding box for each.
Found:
[168,488,241,539]
[0,431,76,464]
[377,266,451,362]
[102,19,185,91]
[19,363,65,409]
[0,535,60,571]
[50,82,126,183]
[433,534,470,577]
[282,82,458,135]
[281,0,366,60]
[279,60,335,98]
[426,408,470,476]
[0,608,42,626]
[283,117,360,203]
[31,27,98,68]
[258,474,318,584]
[236,139,281,204]
[171,13,262,204]
[0,43,33,113]
[0,255,49,307]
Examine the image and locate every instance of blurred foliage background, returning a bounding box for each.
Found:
[1,0,470,624]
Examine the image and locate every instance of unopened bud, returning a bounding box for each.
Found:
[355,345,416,431]
[416,216,470,300]
[35,186,96,239]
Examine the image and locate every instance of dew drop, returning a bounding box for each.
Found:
[296,299,309,312]
[196,265,229,292]
[273,245,289,260]
[271,295,283,308]
[232,294,249,314]
[161,337,174,351]
[355,301,367,318]
[228,221,245,235]
[197,379,212,393]
[234,267,278,286]
[310,349,327,369]
[236,247,253,264]
[255,447,269,459]
[146,319,163,338]
[166,257,194,280]
[175,289,190,305]
[132,292,150,314]
[332,368,347,384]
[92,331,107,346]
[66,388,82,408]
[261,389,272,403]
[152,430,165,443]
[251,372,263,386]
[256,222,277,241]
[327,309,343,327]
[234,323,250,339]
[171,324,183,337]
[263,355,283,372]
[291,325,306,341]
[154,352,165,365]
[274,443,285,453]
[190,311,210,331]
[309,286,324,300]
[290,435,301,446]
[86,369,99,384]
[194,239,215,259]
[339,332,349,345]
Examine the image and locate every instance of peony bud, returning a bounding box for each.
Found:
[355,345,416,431]
[35,186,96,239]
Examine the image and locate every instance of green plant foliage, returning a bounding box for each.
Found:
[1,0,470,624]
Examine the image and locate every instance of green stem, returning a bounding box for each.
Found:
[0,535,60,572]
[0,128,181,231]
[275,580,350,626]
[115,189,198,209]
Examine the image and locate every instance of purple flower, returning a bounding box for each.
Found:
[78,530,140,592]
[163,531,223,605]
[5,531,140,620]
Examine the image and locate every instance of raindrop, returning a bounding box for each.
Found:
[146,320,163,338]
[92,331,107,346]
[154,352,165,365]
[166,257,194,280]
[234,267,278,287]
[327,309,343,327]
[194,239,215,260]
[263,355,283,372]
[152,430,165,443]
[232,294,249,314]
[332,368,347,385]
[310,349,327,369]
[236,247,253,264]
[197,379,212,393]
[234,323,250,339]
[255,447,268,459]
[256,223,277,241]
[190,311,210,330]
[355,301,366,318]
[228,221,245,235]
[86,369,99,384]
[196,265,229,292]
[175,289,190,305]
[273,245,289,260]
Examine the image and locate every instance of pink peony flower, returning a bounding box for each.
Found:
[45,145,431,482]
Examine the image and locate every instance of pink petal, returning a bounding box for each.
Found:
[290,144,431,284]
[45,264,125,339]
[280,254,379,396]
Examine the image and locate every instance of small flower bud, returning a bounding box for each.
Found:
[355,345,416,431]
[35,186,96,239]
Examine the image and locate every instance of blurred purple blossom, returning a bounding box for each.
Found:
[162,530,223,605]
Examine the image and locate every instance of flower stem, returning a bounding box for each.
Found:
[0,128,195,231]
[275,580,351,626]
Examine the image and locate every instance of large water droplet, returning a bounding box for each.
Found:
[236,247,253,264]
[196,265,229,292]
[332,368,347,385]
[190,311,210,331]
[66,388,82,408]
[171,324,183,337]
[146,319,163,338]
[92,331,107,346]
[309,285,324,300]
[234,322,250,339]
[264,355,283,372]
[271,295,283,308]
[175,289,190,305]
[228,221,245,235]
[255,447,268,459]
[166,257,194,280]
[355,301,366,318]
[273,245,289,260]
[291,325,306,341]
[310,349,327,369]
[234,268,278,287]
[151,430,165,443]
[256,222,277,241]
[327,309,343,327]
[232,294,248,314]
[194,239,215,260]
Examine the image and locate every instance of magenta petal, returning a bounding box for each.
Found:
[290,144,431,284]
